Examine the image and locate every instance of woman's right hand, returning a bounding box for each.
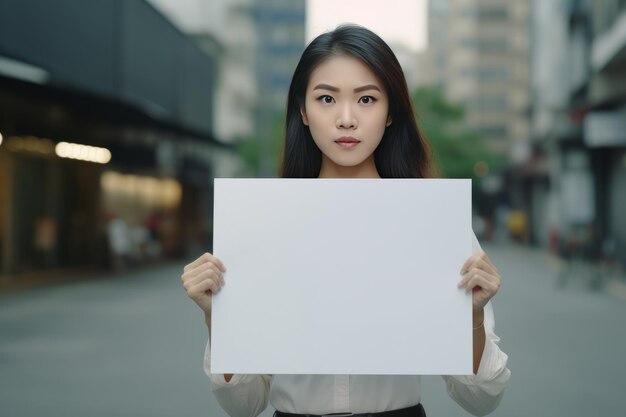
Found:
[181,252,226,316]
[181,253,233,383]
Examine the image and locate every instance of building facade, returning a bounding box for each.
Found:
[422,0,532,159]
[148,0,306,177]
[253,0,306,176]
[531,0,626,267]
[0,0,224,278]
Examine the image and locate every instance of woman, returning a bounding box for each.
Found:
[180,24,510,417]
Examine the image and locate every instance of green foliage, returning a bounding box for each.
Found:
[238,133,261,174]
[411,87,504,179]
[236,113,286,176]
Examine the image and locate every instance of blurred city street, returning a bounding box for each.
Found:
[2,0,626,416]
[1,242,625,417]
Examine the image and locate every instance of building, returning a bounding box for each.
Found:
[421,0,531,158]
[148,0,306,177]
[418,0,532,240]
[414,0,450,89]
[444,0,532,159]
[531,0,626,267]
[146,0,257,178]
[0,0,225,278]
[253,0,306,176]
[147,0,258,143]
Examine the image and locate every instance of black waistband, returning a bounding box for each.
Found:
[273,403,425,417]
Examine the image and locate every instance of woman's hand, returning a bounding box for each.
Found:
[181,253,233,383]
[458,250,501,312]
[180,253,226,316]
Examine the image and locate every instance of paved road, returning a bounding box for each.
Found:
[1,244,625,417]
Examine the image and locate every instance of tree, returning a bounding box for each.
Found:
[411,87,504,179]
[412,87,507,239]
[237,112,286,176]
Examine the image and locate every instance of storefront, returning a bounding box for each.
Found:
[0,0,229,278]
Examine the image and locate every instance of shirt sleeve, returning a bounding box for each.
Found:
[442,302,511,416]
[440,232,511,416]
[203,339,273,417]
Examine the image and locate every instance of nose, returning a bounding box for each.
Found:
[336,103,357,129]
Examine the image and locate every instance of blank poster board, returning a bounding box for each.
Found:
[211,178,473,375]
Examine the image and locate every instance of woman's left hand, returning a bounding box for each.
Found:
[458,250,501,312]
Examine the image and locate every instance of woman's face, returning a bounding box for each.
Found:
[300,54,391,177]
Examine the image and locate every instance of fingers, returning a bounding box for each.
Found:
[458,268,500,290]
[181,262,225,291]
[184,252,226,274]
[460,269,500,294]
[184,265,225,289]
[458,262,500,287]
[458,251,501,308]
[458,268,500,311]
[181,253,227,312]
[184,261,225,283]
[460,251,499,275]
[188,278,221,298]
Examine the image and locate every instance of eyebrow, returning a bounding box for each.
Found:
[312,83,381,93]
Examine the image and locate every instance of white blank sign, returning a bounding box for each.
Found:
[211,178,473,375]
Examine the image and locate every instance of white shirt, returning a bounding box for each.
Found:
[203,235,511,417]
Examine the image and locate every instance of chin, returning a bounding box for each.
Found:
[329,157,369,168]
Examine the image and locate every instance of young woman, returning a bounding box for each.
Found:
[180,24,510,417]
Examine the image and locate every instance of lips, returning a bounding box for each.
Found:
[334,136,361,148]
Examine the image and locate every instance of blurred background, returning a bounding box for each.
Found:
[1,0,625,416]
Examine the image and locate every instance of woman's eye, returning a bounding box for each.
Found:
[319,95,334,104]
[359,96,376,104]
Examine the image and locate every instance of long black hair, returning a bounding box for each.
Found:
[279,24,436,178]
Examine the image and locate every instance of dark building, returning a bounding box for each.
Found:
[0,0,227,278]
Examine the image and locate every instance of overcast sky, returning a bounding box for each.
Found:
[307,0,427,52]
[147,0,428,52]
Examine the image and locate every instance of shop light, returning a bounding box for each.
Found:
[55,141,111,164]
[101,171,182,209]
[0,131,3,146]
